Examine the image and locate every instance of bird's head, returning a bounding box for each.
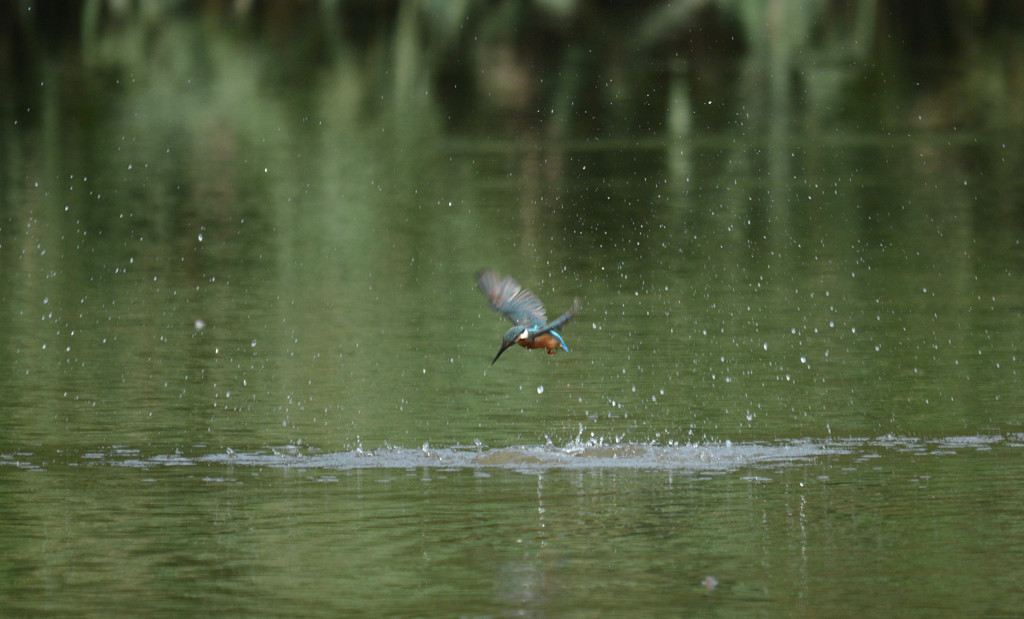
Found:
[491,326,529,365]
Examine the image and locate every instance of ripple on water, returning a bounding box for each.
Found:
[6,434,1018,475]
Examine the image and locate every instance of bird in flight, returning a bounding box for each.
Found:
[476,270,581,366]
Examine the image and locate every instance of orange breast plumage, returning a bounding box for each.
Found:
[521,333,564,352]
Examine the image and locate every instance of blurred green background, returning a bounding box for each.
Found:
[3,0,1022,451]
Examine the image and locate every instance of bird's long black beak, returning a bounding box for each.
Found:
[490,342,513,366]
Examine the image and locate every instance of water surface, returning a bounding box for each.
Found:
[3,8,1024,616]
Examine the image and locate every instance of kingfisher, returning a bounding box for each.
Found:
[476,270,582,366]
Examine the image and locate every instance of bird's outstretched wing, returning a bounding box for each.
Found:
[535,297,582,336]
[476,270,547,326]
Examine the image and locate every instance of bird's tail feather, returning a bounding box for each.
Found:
[538,297,581,334]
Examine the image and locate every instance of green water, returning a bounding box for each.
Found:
[3,8,1024,616]
[5,441,1024,616]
